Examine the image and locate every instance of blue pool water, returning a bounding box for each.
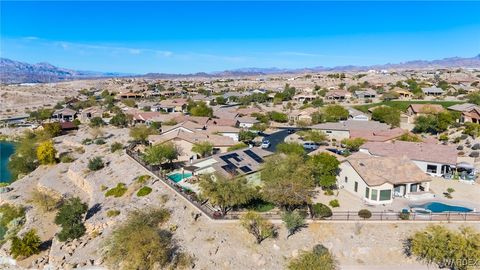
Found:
[415,202,473,213]
[0,141,15,182]
[168,172,192,183]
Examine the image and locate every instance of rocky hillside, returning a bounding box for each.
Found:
[0,58,124,84]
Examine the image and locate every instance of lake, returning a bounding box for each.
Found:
[0,141,15,182]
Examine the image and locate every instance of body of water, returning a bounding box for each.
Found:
[0,141,15,182]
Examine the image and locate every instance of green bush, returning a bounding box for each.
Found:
[329,199,340,208]
[0,204,25,228]
[54,197,88,242]
[60,153,75,163]
[110,142,123,153]
[10,229,41,259]
[312,203,332,219]
[136,175,151,185]
[95,138,106,145]
[107,209,121,217]
[88,157,104,171]
[136,186,152,197]
[105,183,128,198]
[358,209,372,219]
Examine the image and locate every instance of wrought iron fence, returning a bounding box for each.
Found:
[126,143,480,222]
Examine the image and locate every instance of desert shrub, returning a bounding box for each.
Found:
[358,209,372,219]
[110,142,123,153]
[88,157,104,171]
[312,203,332,219]
[95,138,106,145]
[102,208,174,270]
[407,225,480,270]
[36,140,57,165]
[446,187,455,193]
[54,197,88,242]
[136,175,151,185]
[105,183,128,198]
[137,186,152,197]
[399,212,410,220]
[0,204,25,228]
[172,252,195,270]
[30,189,62,212]
[469,151,479,158]
[60,153,75,163]
[323,189,334,196]
[82,138,93,145]
[106,209,121,217]
[288,244,338,270]
[10,229,41,259]
[329,199,340,208]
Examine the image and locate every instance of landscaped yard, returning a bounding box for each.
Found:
[354,100,465,113]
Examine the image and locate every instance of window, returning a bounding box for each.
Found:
[379,190,392,201]
[344,176,348,183]
[410,184,418,192]
[326,130,332,134]
[427,164,437,174]
[371,189,378,201]
[365,187,370,198]
[354,182,358,192]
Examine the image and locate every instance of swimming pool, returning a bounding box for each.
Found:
[168,172,192,183]
[412,202,473,213]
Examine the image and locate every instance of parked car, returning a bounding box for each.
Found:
[287,128,296,134]
[326,148,347,155]
[261,140,271,149]
[303,142,320,150]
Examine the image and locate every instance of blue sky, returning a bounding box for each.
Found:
[1,1,479,74]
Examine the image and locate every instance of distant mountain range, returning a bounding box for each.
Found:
[1,55,480,83]
[0,58,129,84]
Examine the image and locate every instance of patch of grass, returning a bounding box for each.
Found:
[106,209,121,217]
[136,175,151,185]
[354,100,465,113]
[105,183,128,198]
[244,199,275,212]
[136,186,152,197]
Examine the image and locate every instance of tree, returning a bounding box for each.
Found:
[36,140,57,165]
[188,101,213,117]
[42,122,62,138]
[110,113,129,127]
[276,142,305,156]
[282,211,306,238]
[261,154,316,209]
[287,244,338,270]
[88,157,104,171]
[267,111,288,123]
[413,112,454,134]
[192,142,214,158]
[341,138,365,152]
[10,229,41,259]
[322,105,348,122]
[199,174,256,215]
[129,124,158,142]
[307,153,340,188]
[239,130,257,142]
[8,134,37,180]
[467,92,480,105]
[89,117,105,127]
[143,143,179,165]
[371,106,401,127]
[407,225,480,270]
[398,132,423,142]
[54,197,88,242]
[103,208,181,270]
[240,211,276,244]
[464,122,480,138]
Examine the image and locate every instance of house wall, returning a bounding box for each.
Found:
[239,122,255,128]
[220,132,239,142]
[338,162,394,204]
[412,160,448,177]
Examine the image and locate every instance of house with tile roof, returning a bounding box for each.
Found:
[338,152,432,204]
[310,120,392,140]
[360,141,458,177]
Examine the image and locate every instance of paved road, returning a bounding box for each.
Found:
[262,129,290,152]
